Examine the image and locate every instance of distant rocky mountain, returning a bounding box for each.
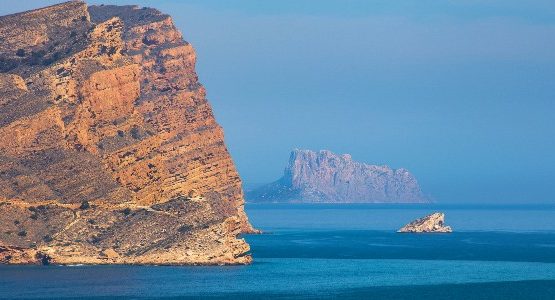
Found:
[247,149,428,203]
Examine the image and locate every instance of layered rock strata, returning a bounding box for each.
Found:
[248,149,427,203]
[398,212,452,233]
[0,1,254,265]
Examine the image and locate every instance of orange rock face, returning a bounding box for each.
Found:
[0,2,255,265]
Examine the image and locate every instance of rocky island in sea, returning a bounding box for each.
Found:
[247,149,427,203]
[398,212,452,233]
[0,1,255,265]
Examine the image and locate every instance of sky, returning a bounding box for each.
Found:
[1,1,554,203]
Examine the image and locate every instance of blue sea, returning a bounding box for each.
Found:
[1,204,555,299]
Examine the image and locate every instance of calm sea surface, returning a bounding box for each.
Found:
[1,204,554,299]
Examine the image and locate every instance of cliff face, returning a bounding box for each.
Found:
[248,149,427,203]
[0,1,254,265]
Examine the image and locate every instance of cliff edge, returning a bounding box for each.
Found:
[0,1,254,265]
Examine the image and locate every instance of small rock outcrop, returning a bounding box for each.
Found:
[247,149,427,203]
[0,2,255,265]
[397,212,452,233]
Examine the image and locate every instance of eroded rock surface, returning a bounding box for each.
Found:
[248,149,427,203]
[398,212,452,233]
[0,1,254,265]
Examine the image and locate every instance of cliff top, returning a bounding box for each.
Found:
[88,4,169,27]
[289,149,410,174]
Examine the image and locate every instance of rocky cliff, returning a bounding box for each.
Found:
[248,149,427,203]
[0,1,255,265]
[398,212,452,233]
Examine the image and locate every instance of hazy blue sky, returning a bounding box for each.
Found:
[2,1,555,203]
